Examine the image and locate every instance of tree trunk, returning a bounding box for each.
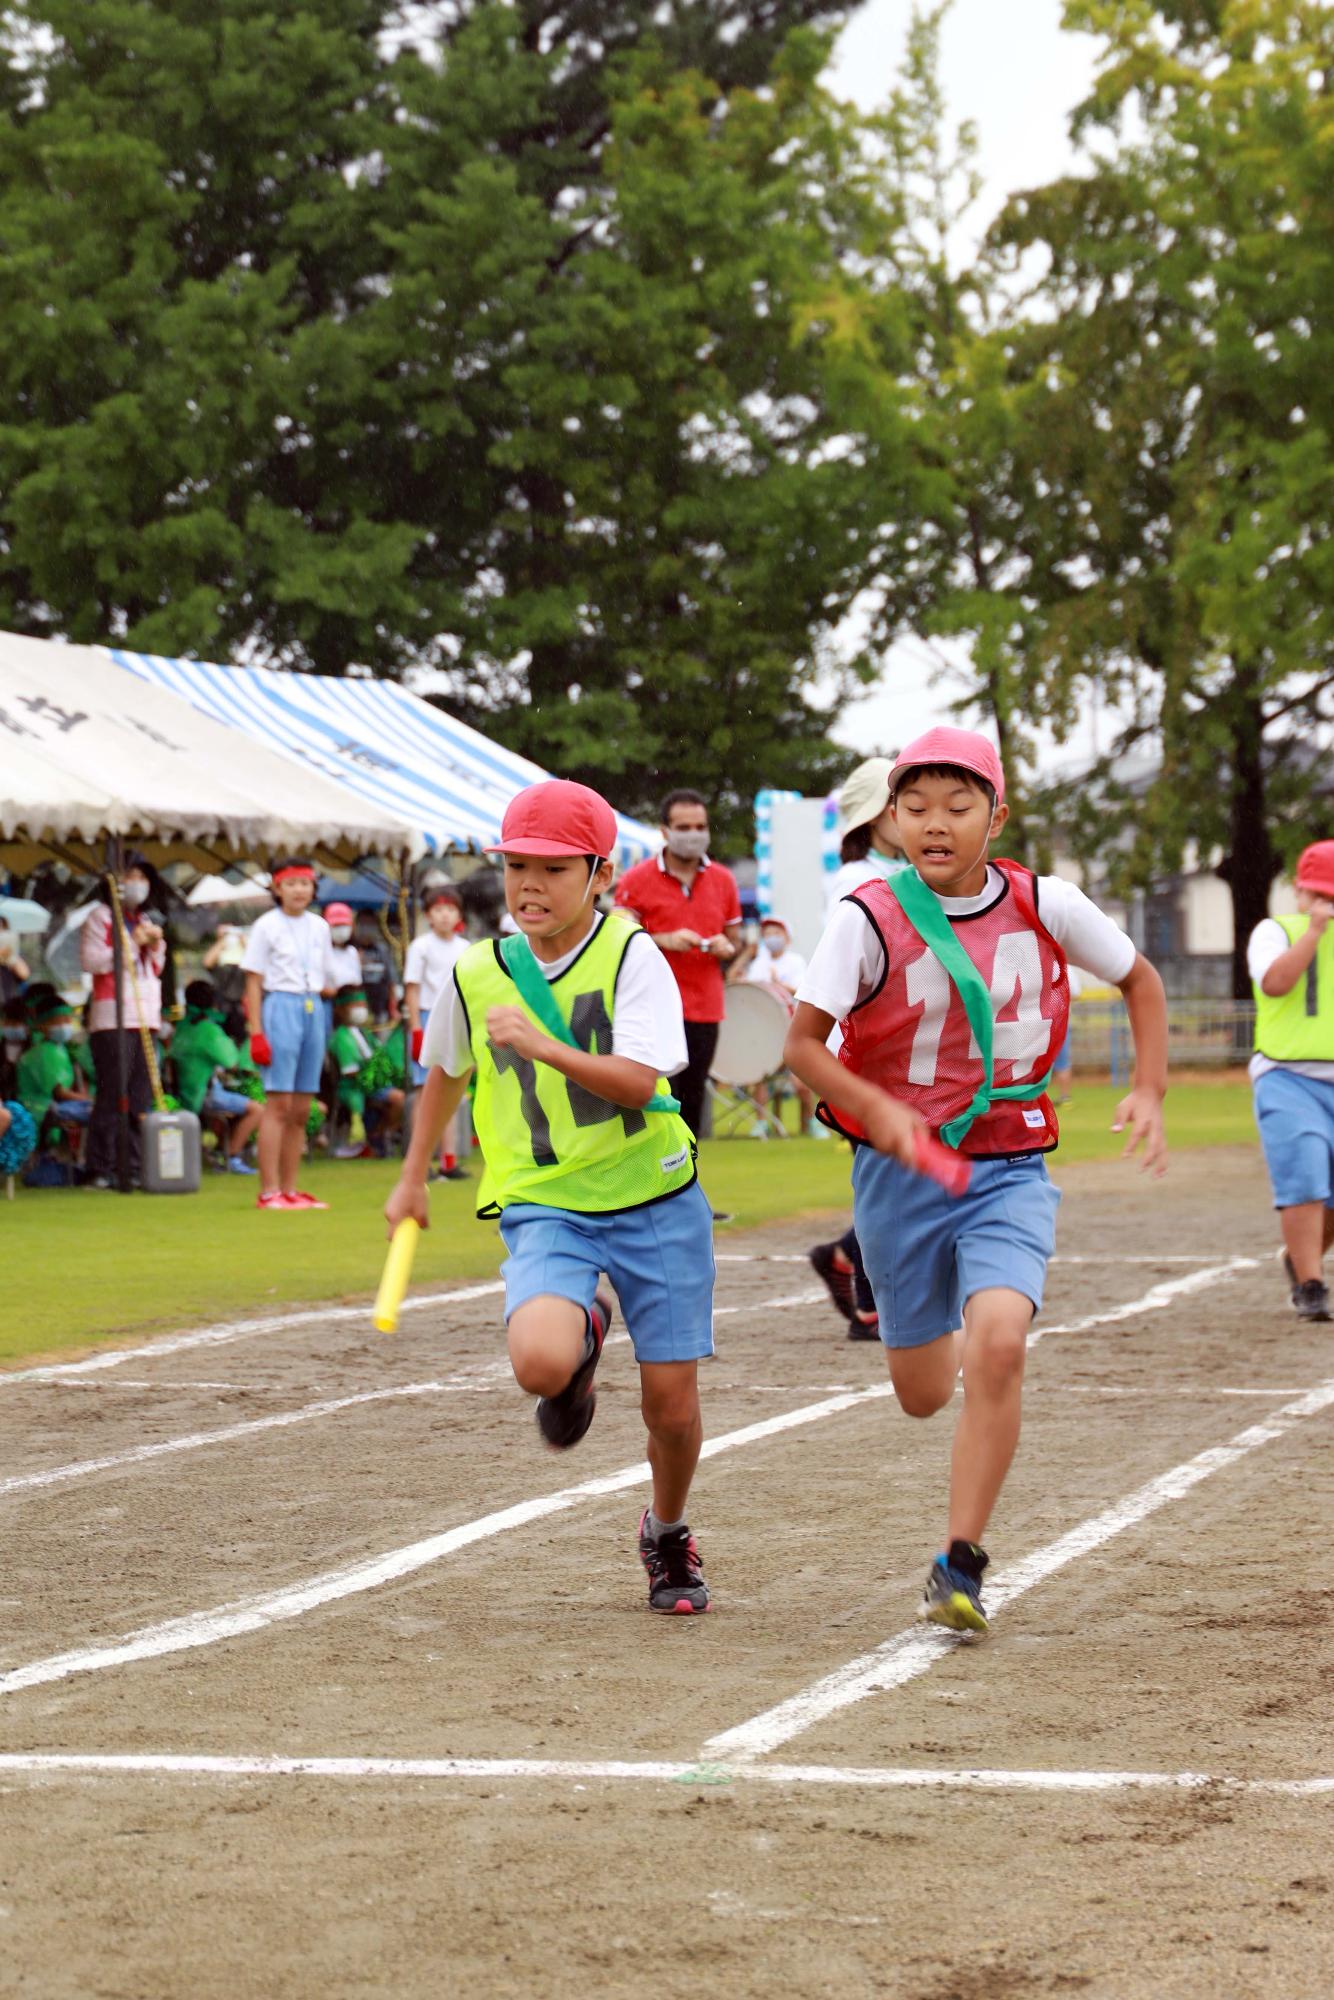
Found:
[1220,671,1280,1008]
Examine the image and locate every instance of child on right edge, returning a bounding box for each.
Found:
[1247,840,1334,1322]
[785,727,1168,1637]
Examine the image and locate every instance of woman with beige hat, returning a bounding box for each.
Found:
[825,757,909,910]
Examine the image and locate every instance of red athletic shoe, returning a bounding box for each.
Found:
[286,1190,329,1210]
[256,1191,295,1211]
[637,1509,711,1614]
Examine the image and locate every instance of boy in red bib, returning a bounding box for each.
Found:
[786,728,1168,1634]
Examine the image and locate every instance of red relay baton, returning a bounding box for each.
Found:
[913,1129,972,1198]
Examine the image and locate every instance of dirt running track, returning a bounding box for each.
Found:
[1,1146,1331,2000]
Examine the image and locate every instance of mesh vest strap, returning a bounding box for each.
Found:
[498,933,681,1114]
[884,870,1053,1149]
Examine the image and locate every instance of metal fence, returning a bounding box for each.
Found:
[1071,1000,1256,1084]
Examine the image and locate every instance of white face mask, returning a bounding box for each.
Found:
[347,1005,370,1026]
[331,926,353,944]
[665,828,709,860]
[46,1023,76,1044]
[120,879,149,908]
[761,931,786,953]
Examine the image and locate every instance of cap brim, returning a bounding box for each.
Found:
[484,840,604,857]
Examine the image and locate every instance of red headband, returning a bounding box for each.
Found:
[272,864,316,885]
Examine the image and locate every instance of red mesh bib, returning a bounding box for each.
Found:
[835,860,1070,1157]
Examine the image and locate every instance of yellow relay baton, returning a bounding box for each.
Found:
[374,1219,420,1334]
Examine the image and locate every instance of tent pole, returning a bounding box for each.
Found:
[401,861,415,1159]
[106,836,132,1194]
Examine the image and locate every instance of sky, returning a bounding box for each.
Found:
[821,1,1106,772]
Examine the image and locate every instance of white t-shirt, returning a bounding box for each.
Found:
[422,914,688,1080]
[824,852,910,913]
[404,929,469,1016]
[329,942,362,993]
[798,867,1137,1022]
[1246,918,1334,1081]
[746,941,808,992]
[242,908,339,996]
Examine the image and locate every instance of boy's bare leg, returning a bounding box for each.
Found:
[279,1094,311,1192]
[1279,1200,1333,1284]
[640,1361,703,1523]
[229,1102,262,1158]
[508,1295,589,1398]
[886,1329,963,1420]
[947,1287,1034,1546]
[257,1093,289,1194]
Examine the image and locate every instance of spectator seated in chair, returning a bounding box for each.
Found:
[171,979,263,1175]
[17,993,93,1172]
[328,985,405,1155]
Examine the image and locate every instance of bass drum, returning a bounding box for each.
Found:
[709,981,791,1088]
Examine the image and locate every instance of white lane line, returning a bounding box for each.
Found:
[0,1385,452,1498]
[702,1373,1334,1764]
[714,1290,823,1318]
[0,1283,508,1388]
[0,1384,897,1699]
[1032,1257,1256,1344]
[0,1752,1328,1798]
[715,1254,1224,1267]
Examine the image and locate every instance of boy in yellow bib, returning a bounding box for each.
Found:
[1248,840,1334,1322]
[385,780,716,1613]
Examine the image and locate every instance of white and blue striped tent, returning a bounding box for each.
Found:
[111,652,659,869]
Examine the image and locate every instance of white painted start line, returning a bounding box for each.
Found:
[0,1751,1328,1799]
[701,1371,1334,1764]
[0,1256,1285,1703]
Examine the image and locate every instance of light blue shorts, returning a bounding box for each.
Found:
[853,1148,1061,1348]
[1253,1067,1334,1209]
[51,1099,93,1127]
[498,1181,715,1365]
[203,1082,253,1117]
[261,991,326,1096]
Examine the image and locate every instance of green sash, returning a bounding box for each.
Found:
[499,931,681,1114]
[884,870,1053,1149]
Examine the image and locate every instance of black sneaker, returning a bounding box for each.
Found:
[1293,1279,1332,1323]
[535,1290,612,1449]
[809,1241,855,1322]
[430,1163,470,1182]
[847,1311,880,1343]
[637,1509,711,1614]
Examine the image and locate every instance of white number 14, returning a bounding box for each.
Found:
[905,933,1054,1087]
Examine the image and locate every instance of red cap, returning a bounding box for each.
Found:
[324,901,354,925]
[1296,841,1334,900]
[888,727,1005,807]
[487,780,618,859]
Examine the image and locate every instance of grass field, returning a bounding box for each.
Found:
[7,1077,1258,1363]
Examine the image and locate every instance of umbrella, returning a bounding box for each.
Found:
[0,896,51,935]
[187,872,272,907]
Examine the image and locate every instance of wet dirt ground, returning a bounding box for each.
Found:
[1,1147,1331,1998]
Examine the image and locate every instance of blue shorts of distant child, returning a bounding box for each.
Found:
[411,1009,432,1088]
[853,1147,1062,1348]
[498,1181,715,1366]
[49,1099,93,1127]
[261,991,326,1096]
[1252,1066,1334,1210]
[203,1081,254,1118]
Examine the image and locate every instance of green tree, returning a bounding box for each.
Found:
[987,0,1333,991]
[0,0,868,836]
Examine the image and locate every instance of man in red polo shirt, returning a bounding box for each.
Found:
[614,789,743,1136]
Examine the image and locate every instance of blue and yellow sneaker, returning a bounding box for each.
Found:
[921,1542,989,1635]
